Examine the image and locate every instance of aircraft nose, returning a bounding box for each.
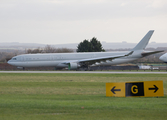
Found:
[159,56,163,61]
[159,55,165,61]
[7,60,11,65]
[7,60,13,66]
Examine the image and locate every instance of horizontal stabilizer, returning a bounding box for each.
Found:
[142,50,164,57]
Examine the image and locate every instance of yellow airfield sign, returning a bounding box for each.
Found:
[106,81,164,97]
[144,81,164,97]
[106,82,125,97]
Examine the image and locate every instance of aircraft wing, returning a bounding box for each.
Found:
[78,51,133,63]
[62,51,133,65]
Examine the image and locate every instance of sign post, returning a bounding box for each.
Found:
[106,81,164,97]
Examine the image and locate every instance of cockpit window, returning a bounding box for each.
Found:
[12,58,17,60]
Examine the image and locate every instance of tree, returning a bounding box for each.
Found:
[26,47,43,53]
[77,37,105,52]
[77,40,92,52]
[44,45,56,53]
[90,37,105,52]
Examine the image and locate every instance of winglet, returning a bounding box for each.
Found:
[132,30,154,51]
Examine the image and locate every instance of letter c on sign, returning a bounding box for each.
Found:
[131,85,138,94]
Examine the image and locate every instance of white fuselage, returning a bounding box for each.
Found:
[7,50,142,68]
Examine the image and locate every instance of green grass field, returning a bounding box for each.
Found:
[0,73,167,120]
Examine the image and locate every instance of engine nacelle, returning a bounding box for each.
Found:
[68,62,80,70]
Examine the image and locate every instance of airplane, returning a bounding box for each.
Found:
[159,53,167,63]
[7,30,163,70]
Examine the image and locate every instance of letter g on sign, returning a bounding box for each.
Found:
[131,85,138,94]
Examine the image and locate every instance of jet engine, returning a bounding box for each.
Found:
[68,62,80,70]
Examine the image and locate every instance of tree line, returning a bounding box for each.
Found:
[26,37,104,54]
[26,45,73,53]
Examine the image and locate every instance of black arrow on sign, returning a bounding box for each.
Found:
[111,86,121,94]
[149,85,159,93]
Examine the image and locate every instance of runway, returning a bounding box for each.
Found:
[0,71,167,74]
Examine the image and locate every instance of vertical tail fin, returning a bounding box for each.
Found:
[132,30,154,51]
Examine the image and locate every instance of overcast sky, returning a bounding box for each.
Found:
[0,0,167,44]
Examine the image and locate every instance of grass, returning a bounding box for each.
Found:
[0,73,167,120]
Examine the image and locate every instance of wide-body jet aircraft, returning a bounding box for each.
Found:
[8,30,163,70]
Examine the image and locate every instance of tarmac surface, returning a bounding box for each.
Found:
[0,71,167,74]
